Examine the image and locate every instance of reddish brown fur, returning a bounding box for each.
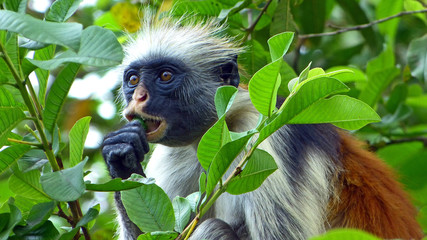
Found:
[328,131,423,239]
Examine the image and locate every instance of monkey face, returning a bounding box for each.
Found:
[121,57,219,146]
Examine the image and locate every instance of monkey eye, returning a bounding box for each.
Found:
[160,71,173,81]
[129,75,140,86]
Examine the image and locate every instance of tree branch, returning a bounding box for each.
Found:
[370,137,427,151]
[242,0,274,42]
[299,9,427,39]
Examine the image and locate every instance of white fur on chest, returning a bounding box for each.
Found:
[145,144,202,199]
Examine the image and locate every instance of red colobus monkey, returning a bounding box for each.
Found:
[101,18,423,240]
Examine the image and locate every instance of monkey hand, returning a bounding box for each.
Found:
[102,121,149,179]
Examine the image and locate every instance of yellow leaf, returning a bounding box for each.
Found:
[111,2,141,33]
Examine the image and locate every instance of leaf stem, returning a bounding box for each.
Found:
[0,41,60,172]
[183,217,199,240]
[7,138,43,148]
[180,145,257,239]
[25,77,44,120]
[24,124,42,143]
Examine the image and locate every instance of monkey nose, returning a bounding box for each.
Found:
[133,86,149,103]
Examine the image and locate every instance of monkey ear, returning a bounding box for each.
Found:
[219,56,240,88]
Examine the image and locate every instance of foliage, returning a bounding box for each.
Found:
[0,0,426,239]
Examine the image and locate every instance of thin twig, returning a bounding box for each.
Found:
[57,204,75,227]
[82,227,91,240]
[390,137,427,146]
[299,9,427,39]
[242,0,274,42]
[371,137,427,151]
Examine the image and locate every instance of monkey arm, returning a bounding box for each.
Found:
[102,120,149,240]
[102,120,149,179]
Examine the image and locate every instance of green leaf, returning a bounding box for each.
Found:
[0,86,26,147]
[0,213,8,232]
[197,87,238,170]
[0,202,22,240]
[406,94,427,108]
[289,95,381,130]
[45,0,83,22]
[40,158,87,202]
[249,60,282,117]
[206,132,256,195]
[21,152,44,173]
[297,0,326,45]
[336,0,380,51]
[377,142,423,169]
[214,86,238,118]
[358,47,399,106]
[226,149,277,195]
[16,220,59,240]
[248,32,294,116]
[298,62,311,83]
[258,77,349,143]
[173,0,225,16]
[419,206,427,233]
[28,26,123,70]
[267,32,294,62]
[397,150,427,190]
[85,176,154,192]
[326,66,367,83]
[404,0,427,24]
[0,10,82,51]
[0,145,31,174]
[18,37,48,50]
[34,45,55,107]
[121,184,175,232]
[359,67,400,107]
[13,201,55,236]
[366,46,395,77]
[238,39,269,83]
[277,61,297,97]
[407,34,427,82]
[4,0,27,13]
[185,192,201,212]
[376,0,403,45]
[13,195,44,214]
[310,229,380,240]
[4,33,20,72]
[172,197,191,233]
[386,83,408,113]
[0,107,25,147]
[43,63,81,134]
[0,85,22,107]
[197,116,230,170]
[270,0,296,35]
[94,12,122,31]
[307,67,325,79]
[69,116,91,167]
[218,1,247,21]
[137,232,178,240]
[199,172,206,194]
[9,168,51,202]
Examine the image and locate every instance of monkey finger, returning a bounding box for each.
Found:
[104,125,144,139]
[103,132,147,161]
[102,143,145,176]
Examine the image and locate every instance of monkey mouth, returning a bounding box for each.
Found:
[126,113,167,142]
